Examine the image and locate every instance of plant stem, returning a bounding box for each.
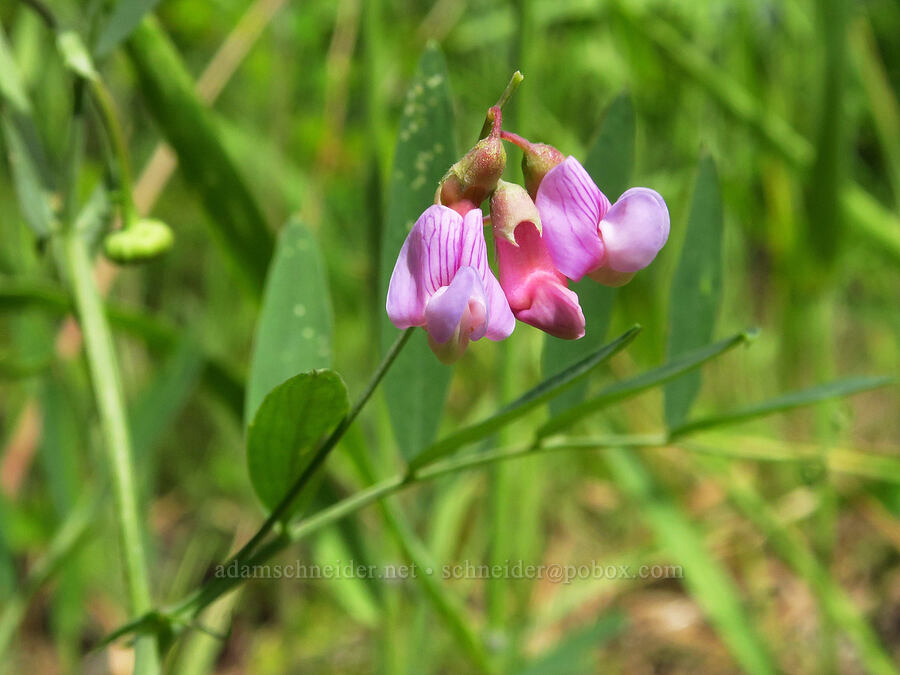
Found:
[216,328,415,578]
[479,71,524,138]
[88,78,139,226]
[161,434,663,621]
[64,232,160,674]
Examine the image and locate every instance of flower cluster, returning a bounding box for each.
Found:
[386,107,670,363]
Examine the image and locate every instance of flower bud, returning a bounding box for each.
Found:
[499,131,565,199]
[436,107,506,215]
[489,179,541,246]
[521,142,564,199]
[103,218,174,264]
[490,181,585,340]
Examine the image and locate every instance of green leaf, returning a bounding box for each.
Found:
[1,116,55,238]
[539,331,753,439]
[247,370,349,512]
[410,326,641,470]
[664,156,723,428]
[542,94,634,414]
[125,17,274,297]
[245,218,332,426]
[56,31,98,81]
[378,45,457,461]
[0,23,31,115]
[670,376,895,439]
[95,0,161,57]
[605,449,776,675]
[804,0,850,264]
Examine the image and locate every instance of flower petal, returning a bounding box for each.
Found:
[535,156,610,281]
[424,266,480,344]
[599,187,670,273]
[458,208,515,341]
[514,271,586,340]
[386,205,464,328]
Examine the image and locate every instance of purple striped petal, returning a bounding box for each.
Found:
[599,188,670,273]
[535,156,610,281]
[458,208,515,341]
[386,205,463,329]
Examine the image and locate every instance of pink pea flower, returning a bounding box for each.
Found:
[490,181,585,340]
[386,204,515,363]
[535,156,670,286]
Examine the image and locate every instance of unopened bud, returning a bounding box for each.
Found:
[521,143,565,199]
[489,180,541,247]
[436,107,506,214]
[104,218,174,264]
[500,131,565,199]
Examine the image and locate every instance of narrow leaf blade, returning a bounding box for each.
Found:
[1,116,54,238]
[95,0,161,57]
[664,156,723,428]
[379,45,457,461]
[411,326,641,470]
[670,376,895,439]
[539,331,753,439]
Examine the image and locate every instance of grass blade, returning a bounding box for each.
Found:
[1,115,54,239]
[605,449,777,674]
[701,457,898,675]
[126,16,273,296]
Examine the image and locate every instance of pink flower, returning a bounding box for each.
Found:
[535,156,670,286]
[386,204,515,363]
[490,181,585,340]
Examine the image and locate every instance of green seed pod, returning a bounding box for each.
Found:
[103,218,174,264]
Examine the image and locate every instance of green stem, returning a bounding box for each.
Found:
[64,232,160,674]
[212,328,415,583]
[88,78,138,226]
[479,71,524,138]
[157,434,661,622]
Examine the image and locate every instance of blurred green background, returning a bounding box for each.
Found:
[1,0,899,672]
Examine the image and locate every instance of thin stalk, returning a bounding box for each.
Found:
[215,328,414,578]
[157,435,663,622]
[64,231,160,674]
[479,71,524,138]
[88,78,138,226]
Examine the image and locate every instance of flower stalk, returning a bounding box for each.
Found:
[64,230,161,674]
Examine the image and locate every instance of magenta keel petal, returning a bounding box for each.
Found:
[599,187,670,273]
[514,272,586,340]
